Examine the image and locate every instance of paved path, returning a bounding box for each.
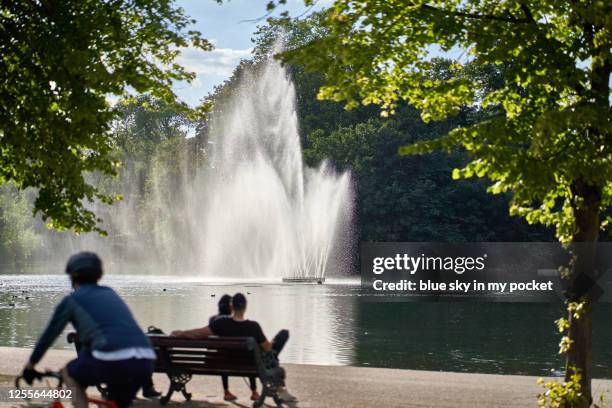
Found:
[1,347,610,407]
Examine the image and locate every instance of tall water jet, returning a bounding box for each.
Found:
[201,52,353,281]
[12,47,353,281]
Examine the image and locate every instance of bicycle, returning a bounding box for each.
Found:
[15,369,118,408]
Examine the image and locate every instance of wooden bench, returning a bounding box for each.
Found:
[150,335,285,407]
[67,333,286,407]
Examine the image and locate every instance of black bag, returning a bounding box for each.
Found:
[147,325,165,335]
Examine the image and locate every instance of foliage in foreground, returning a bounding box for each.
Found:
[0,1,210,233]
[251,15,553,242]
[276,1,610,405]
[537,369,583,408]
[282,0,610,243]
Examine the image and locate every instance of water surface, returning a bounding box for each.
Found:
[1,274,611,378]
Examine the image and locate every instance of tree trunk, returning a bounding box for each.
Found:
[566,302,593,406]
[565,179,601,407]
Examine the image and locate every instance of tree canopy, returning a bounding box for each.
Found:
[278,1,610,405]
[244,14,553,243]
[0,0,210,233]
[281,0,610,243]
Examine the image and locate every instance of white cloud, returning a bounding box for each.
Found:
[177,46,253,77]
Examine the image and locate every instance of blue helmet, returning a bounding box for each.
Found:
[65,252,103,282]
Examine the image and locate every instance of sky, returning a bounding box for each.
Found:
[174,0,330,106]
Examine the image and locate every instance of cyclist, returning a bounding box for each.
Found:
[21,252,155,408]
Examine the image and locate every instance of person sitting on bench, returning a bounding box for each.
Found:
[209,294,232,325]
[21,252,155,408]
[171,292,295,402]
[209,294,258,401]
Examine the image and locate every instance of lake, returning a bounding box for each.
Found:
[1,274,611,378]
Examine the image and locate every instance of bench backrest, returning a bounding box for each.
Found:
[149,336,261,377]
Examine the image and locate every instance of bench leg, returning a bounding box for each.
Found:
[161,374,192,405]
[181,388,192,401]
[160,383,191,404]
[160,386,173,406]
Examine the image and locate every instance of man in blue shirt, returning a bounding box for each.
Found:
[21,252,155,408]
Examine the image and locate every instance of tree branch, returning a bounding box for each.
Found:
[519,3,536,23]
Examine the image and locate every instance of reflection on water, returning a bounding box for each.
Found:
[1,274,611,378]
[0,275,357,366]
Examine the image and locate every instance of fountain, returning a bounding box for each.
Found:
[200,49,353,281]
[23,46,353,281]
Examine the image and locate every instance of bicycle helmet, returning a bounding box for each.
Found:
[65,252,103,283]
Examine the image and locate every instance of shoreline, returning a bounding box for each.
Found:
[1,347,612,407]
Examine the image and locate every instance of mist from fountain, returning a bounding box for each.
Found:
[22,49,353,281]
[200,52,353,280]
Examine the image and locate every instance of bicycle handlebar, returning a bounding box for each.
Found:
[15,369,63,390]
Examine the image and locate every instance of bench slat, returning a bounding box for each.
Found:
[159,349,250,356]
[162,349,252,357]
[161,364,258,375]
[162,356,253,363]
[152,351,254,359]
[166,354,253,362]
[151,337,253,350]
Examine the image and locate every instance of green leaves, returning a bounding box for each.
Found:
[537,367,583,407]
[0,1,209,233]
[282,0,611,242]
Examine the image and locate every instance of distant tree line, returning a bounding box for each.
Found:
[0,95,204,269]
